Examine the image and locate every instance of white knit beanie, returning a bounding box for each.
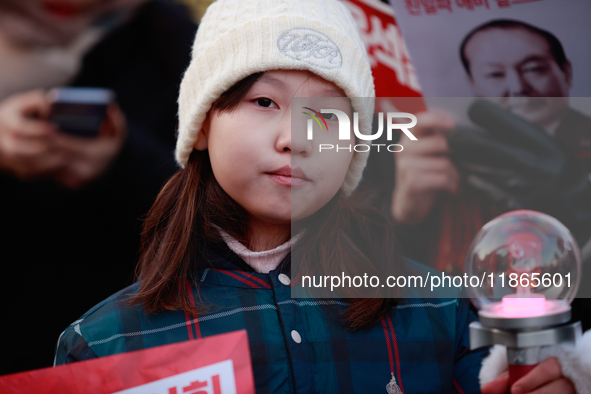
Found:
[176,0,375,195]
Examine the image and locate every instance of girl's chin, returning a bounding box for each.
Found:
[255,211,309,225]
[290,208,317,223]
[248,210,292,226]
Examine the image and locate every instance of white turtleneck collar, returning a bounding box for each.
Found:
[217,227,301,274]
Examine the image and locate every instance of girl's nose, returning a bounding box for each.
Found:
[276,107,312,156]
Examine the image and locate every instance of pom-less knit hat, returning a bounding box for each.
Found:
[176,0,375,195]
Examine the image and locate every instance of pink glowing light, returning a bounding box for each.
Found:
[502,294,546,317]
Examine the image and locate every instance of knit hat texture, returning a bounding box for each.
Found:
[176,0,375,194]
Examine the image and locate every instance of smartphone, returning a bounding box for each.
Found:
[48,87,115,137]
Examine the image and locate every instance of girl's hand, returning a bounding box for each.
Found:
[481,357,576,394]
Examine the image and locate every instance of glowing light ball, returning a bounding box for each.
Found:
[465,210,580,321]
[466,210,582,387]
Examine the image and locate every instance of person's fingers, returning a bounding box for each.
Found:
[405,111,455,138]
[29,150,67,177]
[11,118,58,138]
[397,156,460,193]
[0,98,56,139]
[3,147,66,179]
[53,158,96,190]
[399,134,451,156]
[390,112,457,225]
[4,137,57,157]
[52,132,90,155]
[0,91,68,179]
[26,90,52,119]
[482,371,510,394]
[2,123,53,141]
[392,155,460,224]
[392,169,457,217]
[10,90,52,120]
[392,188,437,224]
[407,171,459,195]
[53,125,117,153]
[445,160,461,194]
[98,103,126,139]
[511,358,562,394]
[515,377,575,394]
[51,107,126,189]
[397,156,457,174]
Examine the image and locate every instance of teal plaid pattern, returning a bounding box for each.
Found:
[55,245,487,394]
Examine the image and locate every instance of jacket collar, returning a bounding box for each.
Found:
[197,241,291,289]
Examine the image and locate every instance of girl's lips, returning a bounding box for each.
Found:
[266,165,309,187]
[267,174,305,186]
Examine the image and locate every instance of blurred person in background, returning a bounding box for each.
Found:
[0,0,196,374]
[363,18,591,329]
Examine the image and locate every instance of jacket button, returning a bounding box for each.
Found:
[278,273,291,286]
[291,330,302,344]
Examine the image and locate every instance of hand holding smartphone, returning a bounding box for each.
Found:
[47,87,115,137]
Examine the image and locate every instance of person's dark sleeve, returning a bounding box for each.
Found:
[452,299,489,393]
[0,171,18,204]
[70,0,197,216]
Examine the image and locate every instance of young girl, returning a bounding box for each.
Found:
[55,0,494,392]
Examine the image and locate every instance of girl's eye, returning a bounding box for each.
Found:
[255,98,277,108]
[321,112,336,120]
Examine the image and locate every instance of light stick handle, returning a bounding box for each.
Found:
[508,363,537,391]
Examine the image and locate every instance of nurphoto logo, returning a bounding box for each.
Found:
[303,108,418,152]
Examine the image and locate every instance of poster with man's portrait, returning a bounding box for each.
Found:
[380,0,591,300]
[388,0,591,97]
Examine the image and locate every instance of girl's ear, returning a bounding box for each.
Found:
[193,115,211,151]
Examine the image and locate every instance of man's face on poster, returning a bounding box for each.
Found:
[464,27,571,129]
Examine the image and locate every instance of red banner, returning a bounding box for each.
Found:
[341,0,425,113]
[0,330,255,394]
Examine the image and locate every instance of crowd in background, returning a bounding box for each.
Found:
[1,0,589,379]
[0,0,196,374]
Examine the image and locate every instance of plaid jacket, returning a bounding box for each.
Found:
[55,244,488,393]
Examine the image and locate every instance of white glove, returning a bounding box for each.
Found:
[479,330,591,394]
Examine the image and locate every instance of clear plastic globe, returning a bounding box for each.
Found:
[465,210,581,319]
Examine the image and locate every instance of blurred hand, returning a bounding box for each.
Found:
[0,90,65,179]
[52,103,126,189]
[481,358,576,394]
[391,111,460,224]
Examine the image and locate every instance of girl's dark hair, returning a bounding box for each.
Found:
[132,73,403,330]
